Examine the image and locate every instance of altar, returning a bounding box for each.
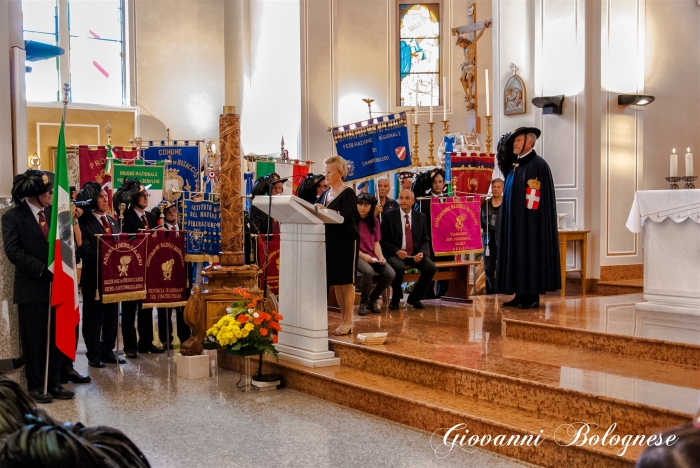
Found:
[626,190,700,316]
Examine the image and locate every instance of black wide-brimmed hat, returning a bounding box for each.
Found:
[11,169,53,205]
[412,168,445,198]
[252,172,288,197]
[505,127,541,146]
[295,173,325,204]
[113,177,146,211]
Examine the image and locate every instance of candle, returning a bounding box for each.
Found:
[686,147,694,176]
[670,148,678,177]
[485,69,490,116]
[443,76,447,121]
[416,82,419,107]
[429,81,434,122]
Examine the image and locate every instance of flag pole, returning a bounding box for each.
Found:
[43,83,70,396]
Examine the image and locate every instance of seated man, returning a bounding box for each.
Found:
[380,189,436,310]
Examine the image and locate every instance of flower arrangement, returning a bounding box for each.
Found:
[204,287,283,359]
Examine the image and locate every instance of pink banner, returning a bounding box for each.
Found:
[430,197,483,256]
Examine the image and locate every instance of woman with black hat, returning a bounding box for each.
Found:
[496,127,561,308]
[295,173,326,205]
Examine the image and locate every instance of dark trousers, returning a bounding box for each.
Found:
[356,257,395,304]
[387,256,437,304]
[82,292,118,362]
[122,300,154,352]
[483,245,498,294]
[157,306,191,347]
[427,254,453,298]
[18,303,60,392]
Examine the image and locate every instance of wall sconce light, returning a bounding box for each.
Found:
[532,95,565,115]
[617,94,655,106]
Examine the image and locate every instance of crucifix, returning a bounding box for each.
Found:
[451,4,492,114]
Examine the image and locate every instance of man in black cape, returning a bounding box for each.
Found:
[496,127,561,308]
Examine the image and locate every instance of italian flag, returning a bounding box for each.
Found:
[48,120,81,360]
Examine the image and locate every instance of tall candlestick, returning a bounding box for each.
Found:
[443,76,447,121]
[427,122,436,166]
[670,148,678,177]
[686,147,694,176]
[485,69,490,116]
[429,82,434,122]
[412,123,420,167]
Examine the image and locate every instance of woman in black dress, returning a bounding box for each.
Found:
[317,156,359,335]
[481,178,503,294]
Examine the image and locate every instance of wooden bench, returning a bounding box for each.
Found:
[403,260,480,304]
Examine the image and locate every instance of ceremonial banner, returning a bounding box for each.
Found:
[430,197,483,256]
[143,230,188,308]
[450,153,495,195]
[98,233,148,303]
[244,172,254,212]
[78,145,137,211]
[113,161,165,210]
[292,163,309,193]
[257,234,280,295]
[183,199,221,261]
[142,145,200,202]
[333,113,411,181]
[255,160,275,179]
[49,121,80,360]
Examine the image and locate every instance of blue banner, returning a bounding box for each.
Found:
[183,199,221,261]
[333,113,411,182]
[143,145,200,202]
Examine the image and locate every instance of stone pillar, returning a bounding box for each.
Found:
[218,106,244,266]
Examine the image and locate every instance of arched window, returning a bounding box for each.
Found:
[398,3,440,108]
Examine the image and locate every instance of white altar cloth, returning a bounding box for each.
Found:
[627,190,700,318]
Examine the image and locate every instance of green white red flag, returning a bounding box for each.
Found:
[48,120,80,360]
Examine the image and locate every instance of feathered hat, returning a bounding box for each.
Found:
[75,182,103,211]
[252,172,288,198]
[411,168,445,199]
[113,177,146,211]
[295,173,325,204]
[11,169,53,205]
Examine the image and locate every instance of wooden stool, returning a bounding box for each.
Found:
[558,229,589,297]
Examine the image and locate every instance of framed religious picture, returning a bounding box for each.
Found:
[49,146,80,187]
[503,72,526,115]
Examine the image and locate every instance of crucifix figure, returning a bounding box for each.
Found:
[452,18,492,111]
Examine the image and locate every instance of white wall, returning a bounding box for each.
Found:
[133,0,225,142]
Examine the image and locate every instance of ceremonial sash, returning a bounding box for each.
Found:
[430,197,483,256]
[257,234,280,295]
[99,233,148,303]
[142,230,188,308]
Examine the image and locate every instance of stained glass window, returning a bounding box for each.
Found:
[399,3,440,107]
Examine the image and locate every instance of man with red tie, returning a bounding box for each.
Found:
[380,189,436,310]
[76,182,123,369]
[114,178,164,358]
[2,170,74,402]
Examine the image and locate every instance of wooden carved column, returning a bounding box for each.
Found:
[181,106,261,356]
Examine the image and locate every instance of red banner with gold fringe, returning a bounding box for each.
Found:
[98,233,148,303]
[143,230,188,308]
[257,234,280,295]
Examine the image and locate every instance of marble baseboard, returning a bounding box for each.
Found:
[600,264,644,282]
[597,283,644,297]
[503,319,700,368]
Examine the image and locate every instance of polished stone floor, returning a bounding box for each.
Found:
[330,294,700,415]
[45,354,532,468]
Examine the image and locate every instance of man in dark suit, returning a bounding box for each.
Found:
[77,183,124,368]
[2,170,74,403]
[380,189,436,310]
[152,202,191,350]
[114,179,164,358]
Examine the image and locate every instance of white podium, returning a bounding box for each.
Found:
[627,190,700,316]
[252,195,343,367]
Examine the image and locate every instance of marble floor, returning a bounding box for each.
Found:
[44,354,532,468]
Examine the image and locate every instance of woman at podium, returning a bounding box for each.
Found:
[318,156,359,336]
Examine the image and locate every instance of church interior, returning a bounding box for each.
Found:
[1,0,699,467]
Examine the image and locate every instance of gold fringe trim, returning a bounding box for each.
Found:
[101,290,147,304]
[142,301,188,309]
[185,254,220,263]
[433,249,483,256]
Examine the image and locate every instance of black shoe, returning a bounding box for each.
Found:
[138,345,166,354]
[368,300,381,313]
[518,301,541,309]
[29,390,53,404]
[49,385,75,400]
[88,359,105,369]
[358,303,368,316]
[407,299,425,310]
[61,369,91,384]
[501,296,523,307]
[125,349,138,359]
[101,353,126,364]
[389,301,400,310]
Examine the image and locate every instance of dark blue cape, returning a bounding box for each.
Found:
[496,150,561,294]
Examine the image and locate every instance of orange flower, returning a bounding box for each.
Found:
[232,287,244,295]
[268,321,281,332]
[260,312,271,321]
[259,327,269,337]
[237,315,248,324]
[272,334,278,343]
[275,314,283,321]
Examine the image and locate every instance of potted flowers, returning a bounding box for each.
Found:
[203,287,282,359]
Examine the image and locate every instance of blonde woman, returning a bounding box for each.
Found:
[317,156,359,335]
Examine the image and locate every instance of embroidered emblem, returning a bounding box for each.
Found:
[41,174,50,185]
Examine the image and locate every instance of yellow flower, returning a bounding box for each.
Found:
[244,323,254,331]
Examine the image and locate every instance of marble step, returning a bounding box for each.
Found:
[595,280,643,296]
[218,351,640,468]
[326,339,692,437]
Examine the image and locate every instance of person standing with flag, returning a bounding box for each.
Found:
[2,169,74,403]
